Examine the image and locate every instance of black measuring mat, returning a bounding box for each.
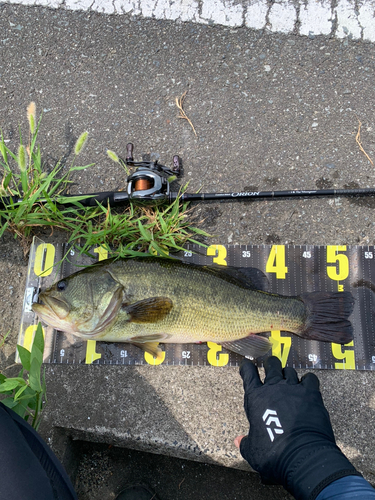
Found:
[18,238,375,370]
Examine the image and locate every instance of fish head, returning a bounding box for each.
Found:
[32,265,124,336]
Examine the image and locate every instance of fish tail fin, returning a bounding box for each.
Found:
[298,291,354,344]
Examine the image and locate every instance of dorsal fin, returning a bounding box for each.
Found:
[202,265,269,291]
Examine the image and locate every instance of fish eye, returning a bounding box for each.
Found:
[56,280,67,291]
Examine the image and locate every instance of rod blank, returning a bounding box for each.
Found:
[1,186,375,210]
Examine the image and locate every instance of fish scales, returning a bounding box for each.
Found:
[99,258,306,343]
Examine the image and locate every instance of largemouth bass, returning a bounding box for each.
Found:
[32,257,354,359]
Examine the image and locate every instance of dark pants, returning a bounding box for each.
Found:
[0,402,77,500]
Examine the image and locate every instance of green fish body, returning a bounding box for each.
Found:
[32,257,354,358]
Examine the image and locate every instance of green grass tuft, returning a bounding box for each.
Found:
[0,104,209,258]
[0,323,47,430]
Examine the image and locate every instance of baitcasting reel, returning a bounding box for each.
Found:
[125,143,181,206]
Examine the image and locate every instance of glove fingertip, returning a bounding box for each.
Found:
[301,372,320,390]
[239,357,254,371]
[264,356,283,385]
[283,366,299,384]
[240,359,262,391]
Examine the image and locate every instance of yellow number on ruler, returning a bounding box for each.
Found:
[266,245,288,279]
[94,246,109,261]
[207,341,229,366]
[207,245,227,266]
[34,243,56,277]
[85,247,109,363]
[144,350,166,365]
[270,331,291,368]
[85,340,101,364]
[326,246,349,281]
[150,246,169,257]
[22,324,45,352]
[331,341,355,370]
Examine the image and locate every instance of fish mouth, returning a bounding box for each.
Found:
[31,295,89,336]
[32,293,71,329]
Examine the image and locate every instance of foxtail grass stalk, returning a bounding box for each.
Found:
[27,102,36,135]
[17,145,28,193]
[74,131,88,155]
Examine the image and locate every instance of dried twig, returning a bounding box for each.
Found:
[176,91,197,137]
[178,478,185,489]
[356,119,374,165]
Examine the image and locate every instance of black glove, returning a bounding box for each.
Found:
[239,356,361,500]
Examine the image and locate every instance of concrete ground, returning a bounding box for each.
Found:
[70,439,294,500]
[1,3,375,498]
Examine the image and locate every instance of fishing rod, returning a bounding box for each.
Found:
[1,143,375,209]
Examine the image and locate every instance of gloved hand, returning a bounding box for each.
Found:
[236,356,360,500]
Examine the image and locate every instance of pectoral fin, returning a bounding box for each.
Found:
[123,297,173,323]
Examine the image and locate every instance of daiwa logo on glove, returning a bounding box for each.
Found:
[262,409,284,442]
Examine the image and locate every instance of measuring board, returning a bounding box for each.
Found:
[18,236,375,370]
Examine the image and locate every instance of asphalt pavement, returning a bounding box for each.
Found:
[1,3,375,499]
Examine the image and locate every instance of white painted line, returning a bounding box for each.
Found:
[268,1,297,34]
[245,0,268,30]
[359,3,375,42]
[335,0,362,39]
[299,0,333,37]
[201,0,244,27]
[5,0,375,42]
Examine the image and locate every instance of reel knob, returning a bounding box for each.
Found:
[126,143,134,163]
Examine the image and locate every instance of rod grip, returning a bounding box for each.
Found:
[57,191,130,207]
